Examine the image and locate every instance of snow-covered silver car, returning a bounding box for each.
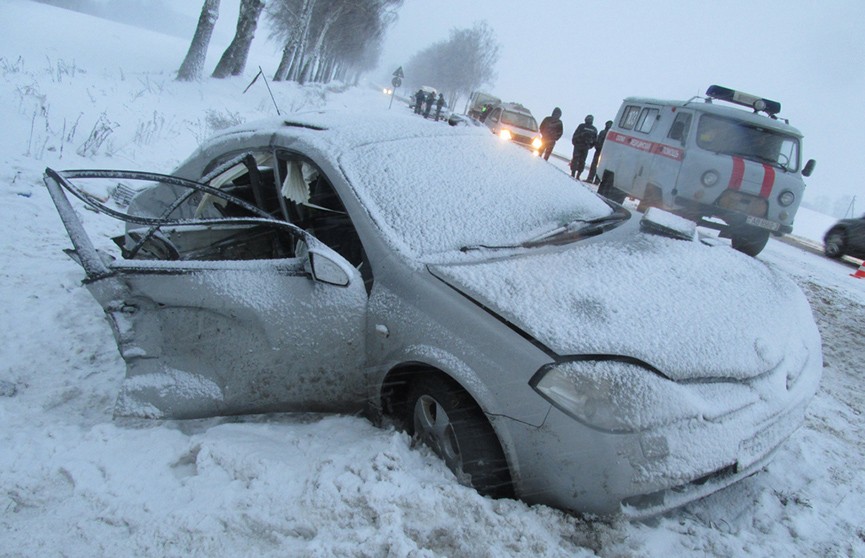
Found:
[45,110,822,518]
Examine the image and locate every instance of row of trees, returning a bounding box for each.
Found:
[402,22,500,110]
[177,0,403,84]
[176,1,501,112]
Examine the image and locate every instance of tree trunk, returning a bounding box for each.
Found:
[211,0,265,79]
[299,8,340,85]
[286,0,316,82]
[176,0,220,81]
[273,46,292,81]
[298,58,314,84]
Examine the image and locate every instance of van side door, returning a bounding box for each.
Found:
[603,104,645,193]
[642,108,691,206]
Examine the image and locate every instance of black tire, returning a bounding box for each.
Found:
[636,185,663,213]
[598,172,626,204]
[731,227,771,257]
[824,229,846,258]
[404,376,512,499]
[607,187,627,205]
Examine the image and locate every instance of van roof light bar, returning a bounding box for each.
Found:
[705,85,781,117]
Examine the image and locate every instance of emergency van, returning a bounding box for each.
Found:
[597,85,816,256]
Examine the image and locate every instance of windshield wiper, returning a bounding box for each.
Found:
[728,151,787,171]
[460,207,630,252]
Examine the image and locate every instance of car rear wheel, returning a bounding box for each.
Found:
[405,377,512,499]
[731,227,770,257]
[824,229,846,258]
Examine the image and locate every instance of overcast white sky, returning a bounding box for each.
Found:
[168,0,864,208]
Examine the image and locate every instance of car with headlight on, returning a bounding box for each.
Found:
[480,101,542,154]
[45,110,822,518]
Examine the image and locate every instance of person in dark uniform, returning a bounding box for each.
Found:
[570,115,598,180]
[435,93,446,121]
[423,92,435,118]
[538,107,564,160]
[414,89,425,114]
[587,120,613,183]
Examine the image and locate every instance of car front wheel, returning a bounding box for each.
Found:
[824,229,846,258]
[406,377,512,499]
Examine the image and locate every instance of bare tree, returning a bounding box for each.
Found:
[268,0,402,84]
[212,0,266,78]
[176,0,221,81]
[403,21,500,108]
[269,0,317,82]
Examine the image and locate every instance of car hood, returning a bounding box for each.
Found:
[429,229,821,382]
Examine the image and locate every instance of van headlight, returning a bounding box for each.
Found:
[701,170,720,187]
[530,359,700,433]
[531,137,543,149]
[778,190,795,207]
[498,129,512,141]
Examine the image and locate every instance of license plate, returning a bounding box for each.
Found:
[745,216,781,231]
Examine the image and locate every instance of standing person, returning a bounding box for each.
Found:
[435,93,445,121]
[587,120,613,183]
[414,89,425,114]
[538,107,564,160]
[423,91,434,119]
[570,114,598,180]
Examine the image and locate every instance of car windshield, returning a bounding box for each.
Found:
[339,134,612,260]
[501,111,539,132]
[696,113,800,172]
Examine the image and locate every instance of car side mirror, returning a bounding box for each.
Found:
[802,159,816,177]
[307,248,351,287]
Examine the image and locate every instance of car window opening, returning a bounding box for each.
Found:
[198,150,372,289]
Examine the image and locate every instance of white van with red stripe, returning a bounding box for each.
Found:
[597,85,816,256]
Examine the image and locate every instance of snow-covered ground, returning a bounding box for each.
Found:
[2,1,864,556]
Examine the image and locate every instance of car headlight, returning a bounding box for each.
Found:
[530,359,701,433]
[778,190,795,207]
[701,170,720,187]
[498,129,512,141]
[531,137,543,149]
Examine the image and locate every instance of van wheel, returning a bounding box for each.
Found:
[599,173,626,204]
[731,227,770,256]
[405,377,513,499]
[636,185,663,213]
[607,188,627,205]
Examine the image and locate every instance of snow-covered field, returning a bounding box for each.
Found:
[2,1,864,556]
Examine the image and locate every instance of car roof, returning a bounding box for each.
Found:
[206,110,490,152]
[496,102,534,116]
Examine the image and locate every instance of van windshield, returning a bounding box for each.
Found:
[696,114,800,172]
[501,111,539,132]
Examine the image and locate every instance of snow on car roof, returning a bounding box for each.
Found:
[333,124,612,259]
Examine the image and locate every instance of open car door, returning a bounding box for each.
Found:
[44,168,368,419]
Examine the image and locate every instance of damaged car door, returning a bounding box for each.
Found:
[44,168,368,419]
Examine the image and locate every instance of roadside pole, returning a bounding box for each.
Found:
[389,67,404,110]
